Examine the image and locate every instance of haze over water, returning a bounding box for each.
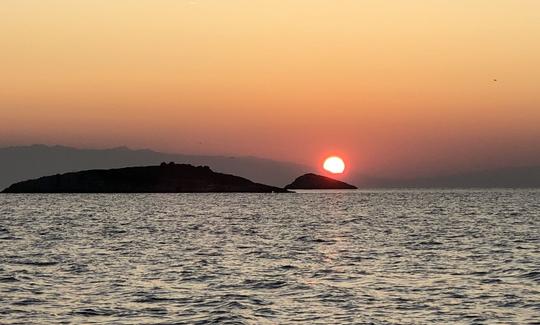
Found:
[1,190,538,324]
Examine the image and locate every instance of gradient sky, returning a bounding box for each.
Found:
[1,1,539,178]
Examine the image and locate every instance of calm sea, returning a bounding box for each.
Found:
[0,190,539,324]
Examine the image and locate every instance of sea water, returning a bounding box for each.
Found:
[0,190,539,324]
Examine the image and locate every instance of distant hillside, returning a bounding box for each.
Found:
[351,166,540,188]
[1,145,539,191]
[0,145,309,190]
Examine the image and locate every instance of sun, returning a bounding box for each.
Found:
[323,156,345,174]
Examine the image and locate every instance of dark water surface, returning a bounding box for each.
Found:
[0,190,539,324]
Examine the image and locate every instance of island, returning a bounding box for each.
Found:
[1,163,290,193]
[285,173,357,189]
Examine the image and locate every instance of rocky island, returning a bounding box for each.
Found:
[285,173,357,189]
[1,163,289,193]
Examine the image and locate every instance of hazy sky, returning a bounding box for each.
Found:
[1,1,539,177]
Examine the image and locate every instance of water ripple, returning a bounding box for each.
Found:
[0,190,539,324]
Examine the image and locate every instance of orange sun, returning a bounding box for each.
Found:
[323,156,345,174]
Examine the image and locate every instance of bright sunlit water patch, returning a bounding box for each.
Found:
[0,190,539,323]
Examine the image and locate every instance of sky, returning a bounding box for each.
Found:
[1,0,539,178]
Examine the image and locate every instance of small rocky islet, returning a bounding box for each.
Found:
[285,173,357,190]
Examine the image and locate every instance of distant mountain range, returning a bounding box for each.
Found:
[366,165,540,188]
[0,145,309,190]
[1,145,539,190]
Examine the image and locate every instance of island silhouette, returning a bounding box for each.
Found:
[1,163,290,193]
[285,173,357,190]
[1,162,361,193]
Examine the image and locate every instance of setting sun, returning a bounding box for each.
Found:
[323,156,345,174]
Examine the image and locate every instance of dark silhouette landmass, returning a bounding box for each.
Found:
[285,173,358,189]
[2,145,540,189]
[0,145,309,190]
[1,163,290,193]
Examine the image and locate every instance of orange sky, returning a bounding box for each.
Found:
[1,1,539,177]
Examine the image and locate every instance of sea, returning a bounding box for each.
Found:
[0,190,539,324]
